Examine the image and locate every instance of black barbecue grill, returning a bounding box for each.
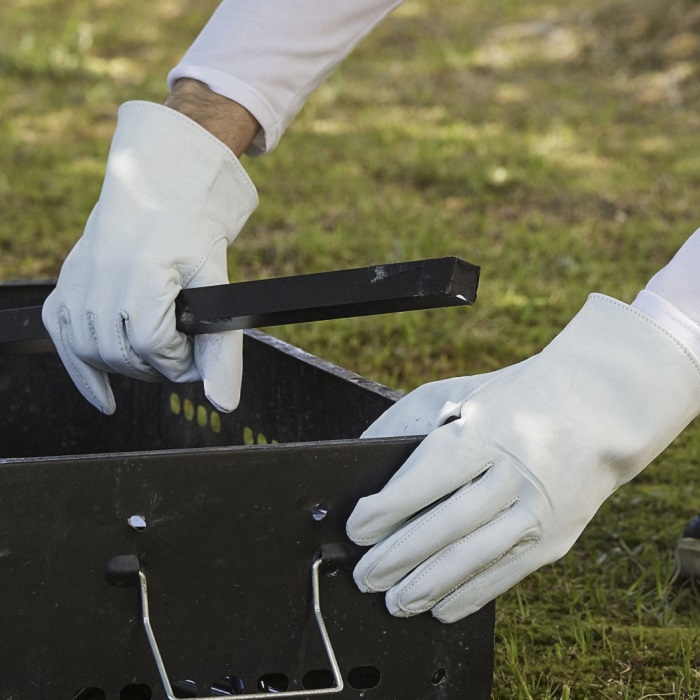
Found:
[0,260,494,700]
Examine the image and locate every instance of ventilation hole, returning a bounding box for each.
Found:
[72,690,105,700]
[170,392,182,415]
[348,666,381,690]
[302,669,335,689]
[171,679,198,698]
[311,502,328,522]
[127,514,147,532]
[120,684,152,700]
[211,676,245,696]
[197,405,208,427]
[431,667,447,686]
[257,673,289,693]
[183,399,195,421]
[210,411,221,433]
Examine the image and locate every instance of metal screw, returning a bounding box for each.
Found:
[128,515,147,532]
[312,503,328,522]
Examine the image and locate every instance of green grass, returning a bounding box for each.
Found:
[3,0,700,696]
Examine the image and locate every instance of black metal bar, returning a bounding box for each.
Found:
[0,257,479,354]
[176,257,479,333]
[0,305,48,354]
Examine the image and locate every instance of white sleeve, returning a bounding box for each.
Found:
[632,229,700,360]
[168,0,402,156]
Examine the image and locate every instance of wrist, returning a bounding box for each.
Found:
[164,78,260,157]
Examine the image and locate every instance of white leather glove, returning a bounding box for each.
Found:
[42,101,258,414]
[347,295,700,622]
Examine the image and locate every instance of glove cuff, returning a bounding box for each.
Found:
[113,101,259,244]
[632,290,700,363]
[559,293,700,484]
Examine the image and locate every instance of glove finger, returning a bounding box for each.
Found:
[195,330,243,413]
[42,300,116,415]
[352,460,514,593]
[95,278,198,383]
[347,418,489,546]
[386,503,538,621]
[56,309,113,376]
[83,309,162,381]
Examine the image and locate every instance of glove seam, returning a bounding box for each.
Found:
[593,293,700,378]
[182,232,229,287]
[360,463,497,585]
[432,537,540,618]
[86,311,99,345]
[394,497,520,614]
[57,306,104,409]
[121,101,258,201]
[639,291,700,334]
[115,311,161,378]
[115,311,140,373]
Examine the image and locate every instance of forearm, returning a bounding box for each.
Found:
[167,0,403,155]
[165,78,259,157]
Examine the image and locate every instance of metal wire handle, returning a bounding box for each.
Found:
[138,557,344,699]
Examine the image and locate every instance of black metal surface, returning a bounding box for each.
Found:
[0,329,401,459]
[0,303,46,353]
[0,440,494,700]
[0,257,479,354]
[0,281,494,700]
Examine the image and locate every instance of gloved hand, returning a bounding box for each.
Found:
[42,101,258,415]
[347,294,700,622]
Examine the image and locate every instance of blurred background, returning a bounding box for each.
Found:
[2,0,700,696]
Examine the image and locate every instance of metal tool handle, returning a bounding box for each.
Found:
[107,553,344,698]
[0,257,479,354]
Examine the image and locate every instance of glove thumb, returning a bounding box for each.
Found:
[189,239,243,413]
[195,331,243,413]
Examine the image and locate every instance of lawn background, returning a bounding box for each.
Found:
[3,0,700,696]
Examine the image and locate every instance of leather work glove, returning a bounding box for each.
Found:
[42,101,258,415]
[347,294,700,623]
